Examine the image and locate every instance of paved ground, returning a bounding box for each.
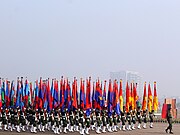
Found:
[0,123,179,135]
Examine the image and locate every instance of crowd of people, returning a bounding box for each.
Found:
[0,106,155,134]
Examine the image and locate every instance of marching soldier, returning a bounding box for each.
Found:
[90,109,96,131]
[142,110,147,129]
[149,110,155,128]
[14,108,20,132]
[74,109,79,131]
[121,106,126,131]
[126,110,132,131]
[29,107,34,133]
[79,109,85,135]
[85,111,91,134]
[2,108,8,130]
[136,106,142,129]
[117,112,121,130]
[31,109,38,133]
[44,109,49,130]
[54,109,60,134]
[95,109,101,134]
[7,108,11,130]
[69,109,74,132]
[20,109,26,132]
[131,110,136,130]
[101,109,107,133]
[62,109,68,134]
[0,108,2,130]
[48,110,54,131]
[107,112,113,132]
[25,107,30,130]
[113,111,118,132]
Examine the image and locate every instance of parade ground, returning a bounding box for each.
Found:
[0,123,179,135]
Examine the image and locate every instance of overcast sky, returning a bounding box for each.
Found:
[0,0,180,98]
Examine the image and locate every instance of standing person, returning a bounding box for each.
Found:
[165,108,173,134]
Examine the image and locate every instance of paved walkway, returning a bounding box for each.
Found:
[0,123,179,135]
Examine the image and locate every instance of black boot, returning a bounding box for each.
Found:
[169,129,173,134]
[165,129,168,133]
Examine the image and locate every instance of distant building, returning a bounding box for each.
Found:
[110,71,142,96]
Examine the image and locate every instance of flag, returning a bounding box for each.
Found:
[38,78,43,109]
[9,81,15,107]
[130,82,135,110]
[114,80,120,115]
[24,79,30,107]
[1,80,5,107]
[72,78,78,109]
[20,77,24,109]
[0,78,2,108]
[28,82,33,106]
[53,80,59,109]
[142,82,147,111]
[67,81,71,112]
[34,80,39,110]
[119,80,123,112]
[92,82,96,109]
[15,78,21,108]
[95,79,102,110]
[108,80,113,116]
[153,81,158,112]
[60,77,64,108]
[102,80,107,107]
[148,83,153,112]
[133,83,138,110]
[80,79,85,110]
[86,77,92,116]
[43,81,48,110]
[126,82,130,112]
[47,78,52,112]
[5,80,10,108]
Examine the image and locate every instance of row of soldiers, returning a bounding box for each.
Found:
[0,106,155,134]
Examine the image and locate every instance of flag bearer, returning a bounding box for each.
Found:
[149,110,154,128]
[62,109,68,134]
[79,109,85,135]
[96,109,102,134]
[74,109,79,131]
[90,109,96,131]
[136,106,142,129]
[20,109,26,132]
[14,108,20,132]
[126,111,132,131]
[121,107,126,131]
[54,109,60,134]
[113,111,118,132]
[101,109,107,133]
[131,110,136,130]
[69,109,74,132]
[85,112,91,134]
[0,108,2,130]
[142,110,147,129]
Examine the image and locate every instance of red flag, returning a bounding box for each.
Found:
[86,77,92,110]
[148,83,153,112]
[72,78,78,109]
[119,80,123,111]
[142,82,147,111]
[126,82,130,112]
[133,83,138,110]
[153,81,158,112]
